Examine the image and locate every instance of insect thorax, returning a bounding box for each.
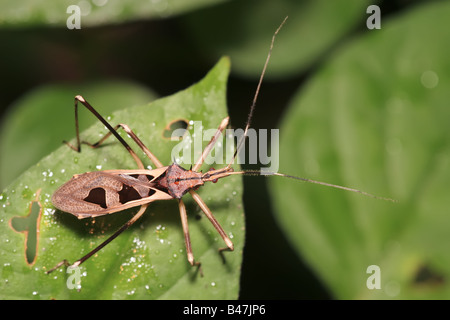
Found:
[154,163,204,199]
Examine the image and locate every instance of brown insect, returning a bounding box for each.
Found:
[46,17,394,275]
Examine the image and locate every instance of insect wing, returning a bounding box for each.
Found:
[52,168,172,218]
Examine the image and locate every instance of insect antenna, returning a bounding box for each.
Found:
[221,16,396,203]
[226,16,288,170]
[226,170,397,202]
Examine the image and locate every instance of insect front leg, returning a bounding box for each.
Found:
[46,204,149,274]
[192,116,229,172]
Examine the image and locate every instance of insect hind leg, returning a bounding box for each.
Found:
[46,204,149,274]
[65,95,163,169]
[178,199,203,276]
[189,190,234,256]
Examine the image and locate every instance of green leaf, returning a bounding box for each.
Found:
[0,0,228,27]
[184,0,372,79]
[0,81,157,189]
[270,1,450,299]
[0,57,244,299]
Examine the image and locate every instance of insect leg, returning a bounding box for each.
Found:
[189,190,234,254]
[192,116,229,172]
[178,199,202,276]
[64,95,146,169]
[83,122,163,169]
[66,95,164,169]
[115,123,163,168]
[46,204,149,274]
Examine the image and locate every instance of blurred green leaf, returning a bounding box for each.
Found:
[270,1,450,299]
[0,0,228,27]
[0,81,157,189]
[0,57,244,299]
[184,0,372,79]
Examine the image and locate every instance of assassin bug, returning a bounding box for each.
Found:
[46,17,394,275]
